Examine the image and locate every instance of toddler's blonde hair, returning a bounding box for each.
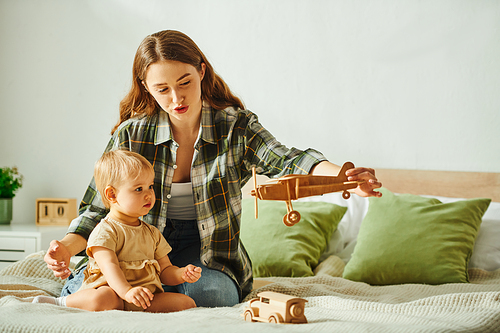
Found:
[94,150,154,208]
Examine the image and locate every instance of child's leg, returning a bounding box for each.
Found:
[145,292,196,313]
[66,286,124,311]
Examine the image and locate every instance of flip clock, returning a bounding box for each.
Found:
[36,198,77,226]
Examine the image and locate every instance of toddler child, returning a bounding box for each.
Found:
[34,150,201,312]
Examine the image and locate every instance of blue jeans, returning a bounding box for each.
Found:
[61,219,239,307]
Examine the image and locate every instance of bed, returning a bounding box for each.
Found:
[1,168,500,332]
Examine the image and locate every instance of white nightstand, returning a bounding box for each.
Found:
[0,223,68,270]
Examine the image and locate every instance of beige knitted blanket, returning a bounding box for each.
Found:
[1,252,500,332]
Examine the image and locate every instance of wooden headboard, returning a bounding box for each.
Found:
[242,169,500,203]
[377,169,500,203]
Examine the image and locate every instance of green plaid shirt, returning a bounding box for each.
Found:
[68,104,326,299]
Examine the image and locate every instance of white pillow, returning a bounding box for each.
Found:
[297,192,369,262]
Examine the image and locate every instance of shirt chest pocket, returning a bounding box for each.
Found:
[207,176,230,216]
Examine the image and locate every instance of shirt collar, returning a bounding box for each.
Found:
[200,102,216,145]
[154,102,216,145]
[154,110,173,145]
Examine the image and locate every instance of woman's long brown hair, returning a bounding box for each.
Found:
[112,30,244,134]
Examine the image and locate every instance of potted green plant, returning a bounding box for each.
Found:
[0,167,24,225]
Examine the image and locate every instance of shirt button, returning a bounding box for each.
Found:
[173,165,178,169]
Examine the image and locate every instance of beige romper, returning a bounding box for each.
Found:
[79,218,172,311]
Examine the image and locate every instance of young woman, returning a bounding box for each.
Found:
[44,30,382,307]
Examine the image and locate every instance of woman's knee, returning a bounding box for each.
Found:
[180,271,239,307]
[60,266,86,297]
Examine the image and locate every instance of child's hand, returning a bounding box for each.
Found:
[182,264,202,283]
[124,287,154,309]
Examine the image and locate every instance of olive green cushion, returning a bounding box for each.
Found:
[240,199,347,277]
[343,188,491,285]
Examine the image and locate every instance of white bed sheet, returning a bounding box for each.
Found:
[1,251,500,333]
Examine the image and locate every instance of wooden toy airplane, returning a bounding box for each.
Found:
[250,162,362,226]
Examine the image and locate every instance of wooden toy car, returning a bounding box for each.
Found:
[243,291,308,324]
[250,161,362,226]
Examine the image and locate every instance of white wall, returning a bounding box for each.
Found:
[1,0,499,225]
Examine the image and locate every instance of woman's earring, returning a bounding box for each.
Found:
[141,81,149,94]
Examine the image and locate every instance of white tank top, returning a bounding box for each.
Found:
[166,182,197,220]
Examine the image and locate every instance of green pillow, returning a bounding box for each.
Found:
[343,188,491,285]
[240,199,347,277]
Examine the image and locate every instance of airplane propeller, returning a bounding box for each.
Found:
[252,166,258,219]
